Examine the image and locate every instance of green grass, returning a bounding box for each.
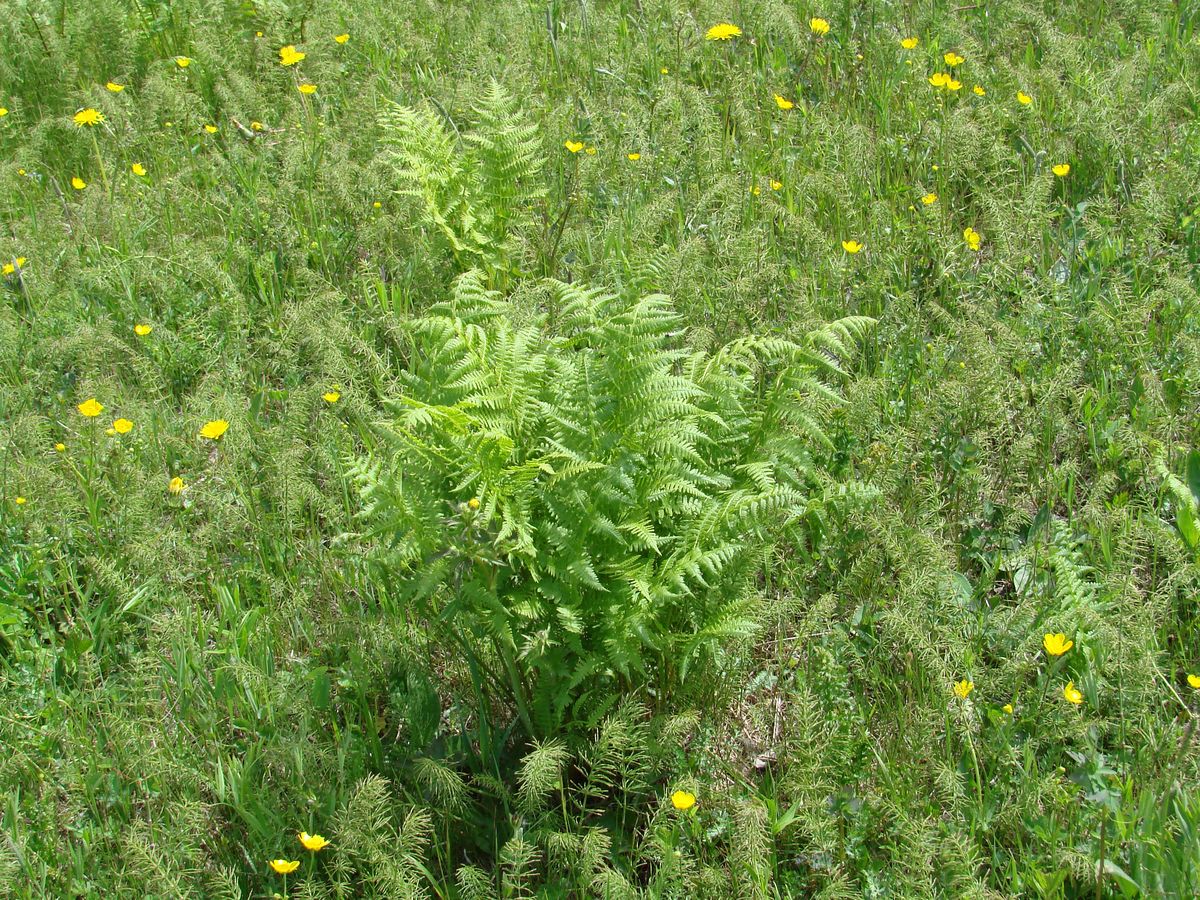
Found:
[2,0,1200,897]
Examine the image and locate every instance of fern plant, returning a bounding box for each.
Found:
[380,82,543,281]
[353,270,872,738]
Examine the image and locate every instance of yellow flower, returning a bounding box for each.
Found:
[953,679,974,700]
[298,83,317,95]
[928,72,949,88]
[372,201,382,209]
[972,84,986,96]
[921,192,937,205]
[131,163,147,177]
[627,152,640,161]
[106,81,125,93]
[943,52,965,67]
[810,18,830,35]
[901,37,919,50]
[963,227,981,251]
[205,124,218,134]
[2,257,26,275]
[671,790,696,810]
[74,108,104,127]
[1063,681,1083,705]
[770,180,782,191]
[14,497,26,506]
[564,140,584,153]
[134,323,152,335]
[168,476,185,494]
[0,108,8,116]
[1187,674,1200,690]
[323,391,340,403]
[112,418,133,435]
[78,398,104,417]
[946,79,962,91]
[774,93,795,110]
[1017,91,1032,105]
[841,240,863,254]
[1042,633,1074,656]
[1002,703,1014,715]
[269,859,300,874]
[660,66,669,74]
[584,146,596,155]
[251,121,264,131]
[71,176,87,190]
[334,33,350,44]
[199,419,229,440]
[467,497,481,510]
[279,45,306,66]
[298,832,331,852]
[55,443,66,452]
[705,23,742,40]
[175,56,192,68]
[1052,163,1070,177]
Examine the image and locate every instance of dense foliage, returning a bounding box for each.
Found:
[1,0,1199,897]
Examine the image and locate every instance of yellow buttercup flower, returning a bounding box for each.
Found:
[71,176,87,190]
[334,33,350,44]
[131,163,147,177]
[564,140,584,153]
[323,391,340,403]
[973,84,986,96]
[841,240,863,254]
[671,790,696,810]
[901,37,919,50]
[774,93,795,110]
[2,257,26,275]
[660,66,668,74]
[199,419,229,440]
[1042,633,1074,656]
[175,56,192,68]
[14,497,26,505]
[251,121,264,131]
[1002,703,1014,715]
[1017,91,1032,105]
[0,108,8,116]
[467,497,481,510]
[74,108,104,127]
[584,146,596,155]
[298,832,331,852]
[298,83,317,95]
[627,152,640,161]
[1052,163,1070,177]
[106,81,125,93]
[134,324,153,336]
[1187,674,1200,689]
[168,476,185,494]
[810,18,830,35]
[770,180,782,191]
[269,859,300,874]
[921,192,937,205]
[372,201,382,208]
[944,52,965,67]
[946,79,962,91]
[705,23,742,40]
[55,443,66,452]
[112,418,133,435]
[204,124,218,134]
[953,679,974,700]
[78,398,104,417]
[279,45,306,66]
[928,73,949,88]
[1063,681,1083,705]
[963,227,981,251]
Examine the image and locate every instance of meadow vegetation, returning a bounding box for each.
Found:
[2,0,1200,896]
